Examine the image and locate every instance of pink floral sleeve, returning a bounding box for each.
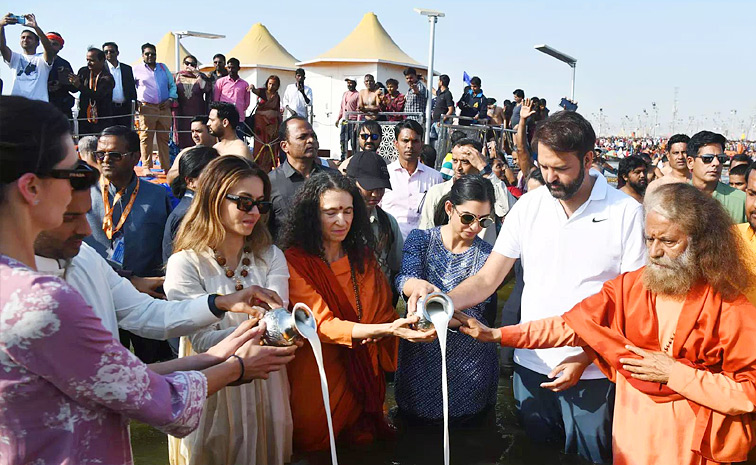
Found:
[0,262,207,439]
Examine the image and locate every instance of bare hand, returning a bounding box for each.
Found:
[206,318,260,361]
[390,316,437,343]
[458,144,488,171]
[334,119,341,128]
[215,285,284,318]
[454,311,500,343]
[540,352,592,392]
[619,345,675,384]
[520,98,536,121]
[67,73,81,89]
[405,279,440,316]
[247,84,256,92]
[1,13,17,26]
[24,13,37,29]
[130,276,166,299]
[234,321,298,383]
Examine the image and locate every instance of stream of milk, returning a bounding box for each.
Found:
[428,305,451,465]
[296,319,339,465]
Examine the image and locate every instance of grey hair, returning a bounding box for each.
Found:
[78,136,99,156]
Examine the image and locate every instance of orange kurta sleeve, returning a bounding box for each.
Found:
[366,271,399,373]
[500,316,587,349]
[288,262,356,347]
[668,362,756,416]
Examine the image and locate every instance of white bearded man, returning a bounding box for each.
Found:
[457,183,756,465]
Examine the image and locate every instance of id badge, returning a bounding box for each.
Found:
[107,234,125,268]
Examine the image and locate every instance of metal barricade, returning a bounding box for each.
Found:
[343,111,425,163]
[434,115,516,171]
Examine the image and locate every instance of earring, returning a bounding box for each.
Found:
[33,200,39,205]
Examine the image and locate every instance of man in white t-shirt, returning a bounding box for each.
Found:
[409,111,646,464]
[0,13,54,101]
[281,67,312,119]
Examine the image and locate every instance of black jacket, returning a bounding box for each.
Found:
[112,61,137,103]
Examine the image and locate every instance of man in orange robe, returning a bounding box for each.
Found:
[458,183,756,465]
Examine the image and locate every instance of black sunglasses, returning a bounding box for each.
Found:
[184,61,197,66]
[47,162,99,190]
[453,205,494,228]
[696,154,727,164]
[225,194,272,214]
[360,133,380,141]
[94,151,133,162]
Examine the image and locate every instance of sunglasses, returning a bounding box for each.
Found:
[143,52,156,56]
[360,133,380,141]
[46,163,99,190]
[94,151,133,162]
[225,194,272,214]
[184,61,197,66]
[696,154,727,164]
[453,205,494,228]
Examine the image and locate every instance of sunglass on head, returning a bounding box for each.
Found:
[359,133,380,141]
[46,162,99,190]
[94,151,133,162]
[225,194,272,214]
[696,154,727,164]
[453,205,494,228]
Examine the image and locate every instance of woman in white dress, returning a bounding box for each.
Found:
[165,156,293,465]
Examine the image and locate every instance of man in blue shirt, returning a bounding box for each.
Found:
[85,125,173,363]
[456,76,488,126]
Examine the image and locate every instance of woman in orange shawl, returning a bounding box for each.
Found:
[280,171,434,452]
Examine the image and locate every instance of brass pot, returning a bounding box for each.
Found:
[261,303,316,346]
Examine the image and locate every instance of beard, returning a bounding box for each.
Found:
[643,247,699,296]
[546,166,585,200]
[628,178,648,195]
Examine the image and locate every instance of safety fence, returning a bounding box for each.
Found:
[342,111,425,162]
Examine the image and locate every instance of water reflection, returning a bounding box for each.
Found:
[295,377,592,465]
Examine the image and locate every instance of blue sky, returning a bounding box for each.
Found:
[3,0,755,138]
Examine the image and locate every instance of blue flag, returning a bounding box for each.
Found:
[462,71,471,86]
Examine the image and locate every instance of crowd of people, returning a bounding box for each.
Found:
[3,12,756,465]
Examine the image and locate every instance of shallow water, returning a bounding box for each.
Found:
[131,375,591,465]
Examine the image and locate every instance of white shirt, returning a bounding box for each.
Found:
[419,177,517,245]
[5,51,52,101]
[493,170,646,379]
[34,242,218,341]
[381,160,443,239]
[107,60,125,103]
[281,83,312,118]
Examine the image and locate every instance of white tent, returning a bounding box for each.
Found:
[298,12,429,156]
[224,23,299,93]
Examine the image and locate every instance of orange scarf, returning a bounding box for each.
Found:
[562,268,756,462]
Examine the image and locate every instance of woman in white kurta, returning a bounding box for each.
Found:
[165,156,293,465]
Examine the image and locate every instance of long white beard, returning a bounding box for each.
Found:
[642,247,699,296]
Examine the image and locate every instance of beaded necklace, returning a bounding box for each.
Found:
[214,245,252,291]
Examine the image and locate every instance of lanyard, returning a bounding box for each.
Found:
[101,177,140,240]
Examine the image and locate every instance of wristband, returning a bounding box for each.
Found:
[208,294,226,318]
[229,354,244,383]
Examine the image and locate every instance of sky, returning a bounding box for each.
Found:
[3,0,755,138]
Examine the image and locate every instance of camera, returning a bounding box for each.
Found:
[10,14,27,25]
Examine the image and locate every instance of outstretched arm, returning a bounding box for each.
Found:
[514,98,536,175]
[0,14,13,63]
[25,14,53,65]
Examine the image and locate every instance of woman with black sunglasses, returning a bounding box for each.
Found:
[165,155,295,465]
[0,97,293,464]
[394,175,501,439]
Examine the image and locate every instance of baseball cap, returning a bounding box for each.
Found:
[344,77,357,83]
[346,151,391,191]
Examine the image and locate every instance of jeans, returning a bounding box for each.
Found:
[513,364,615,464]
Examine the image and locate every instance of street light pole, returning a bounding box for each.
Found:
[534,44,577,102]
[172,30,226,72]
[415,8,445,144]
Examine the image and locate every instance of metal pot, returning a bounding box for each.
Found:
[415,292,454,330]
[261,303,316,346]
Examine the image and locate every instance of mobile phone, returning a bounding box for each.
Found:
[11,14,27,25]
